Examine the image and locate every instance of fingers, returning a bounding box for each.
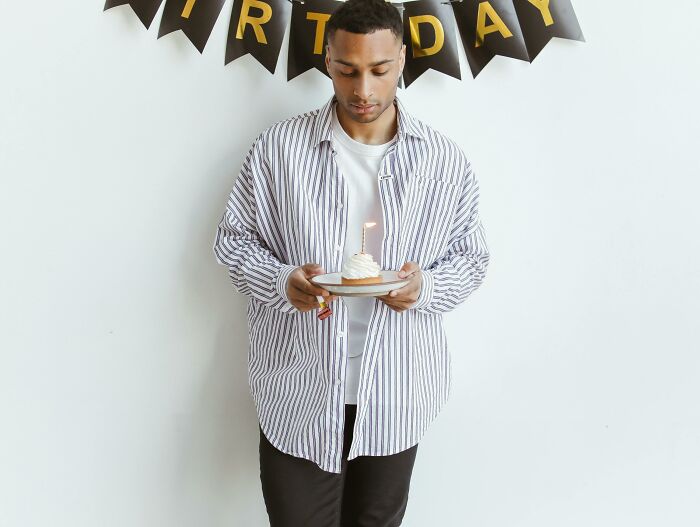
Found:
[378,286,417,312]
[290,271,328,297]
[385,283,409,298]
[301,263,325,278]
[299,280,330,297]
[388,286,406,297]
[389,271,421,299]
[290,288,339,311]
[288,264,336,312]
[294,290,325,307]
[298,264,330,296]
[398,261,420,278]
[377,294,404,307]
[289,264,344,311]
[292,293,323,311]
[378,298,409,313]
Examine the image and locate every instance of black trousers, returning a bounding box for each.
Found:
[259,404,419,527]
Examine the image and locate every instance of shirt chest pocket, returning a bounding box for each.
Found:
[398,172,461,266]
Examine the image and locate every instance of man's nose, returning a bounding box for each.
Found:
[353,74,373,100]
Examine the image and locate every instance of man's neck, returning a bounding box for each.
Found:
[335,100,398,145]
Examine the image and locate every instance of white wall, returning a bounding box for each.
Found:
[2,1,698,525]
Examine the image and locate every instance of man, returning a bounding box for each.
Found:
[213,0,490,524]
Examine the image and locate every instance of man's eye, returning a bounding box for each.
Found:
[339,70,389,77]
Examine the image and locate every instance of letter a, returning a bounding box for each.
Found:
[476,2,513,48]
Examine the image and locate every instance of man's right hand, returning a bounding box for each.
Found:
[286,263,338,312]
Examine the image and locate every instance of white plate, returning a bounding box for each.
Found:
[310,270,410,297]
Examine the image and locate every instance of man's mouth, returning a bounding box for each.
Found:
[352,104,376,113]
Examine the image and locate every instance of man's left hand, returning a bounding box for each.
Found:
[377,262,422,313]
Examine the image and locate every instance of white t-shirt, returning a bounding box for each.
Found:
[331,103,397,404]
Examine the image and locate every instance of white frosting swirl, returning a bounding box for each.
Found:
[341,253,380,279]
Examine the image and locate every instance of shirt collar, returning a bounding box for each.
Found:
[311,93,426,149]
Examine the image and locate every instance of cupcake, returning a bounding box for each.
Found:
[341,253,382,284]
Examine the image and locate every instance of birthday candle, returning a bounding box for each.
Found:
[361,222,376,254]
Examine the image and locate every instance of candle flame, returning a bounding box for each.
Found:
[364,222,377,228]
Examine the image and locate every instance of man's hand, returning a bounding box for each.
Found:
[287,263,338,312]
[377,261,422,313]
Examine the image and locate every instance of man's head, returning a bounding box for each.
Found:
[325,0,405,125]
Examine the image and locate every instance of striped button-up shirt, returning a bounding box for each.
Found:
[213,93,490,473]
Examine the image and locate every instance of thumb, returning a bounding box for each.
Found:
[397,262,418,278]
[302,263,325,277]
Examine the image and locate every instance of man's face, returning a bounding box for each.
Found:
[325,29,405,124]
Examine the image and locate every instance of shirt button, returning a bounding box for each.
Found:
[335,244,342,252]
[337,201,343,208]
[338,330,346,338]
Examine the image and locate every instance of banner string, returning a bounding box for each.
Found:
[285,0,464,7]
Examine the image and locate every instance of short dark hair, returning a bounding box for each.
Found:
[326,0,403,46]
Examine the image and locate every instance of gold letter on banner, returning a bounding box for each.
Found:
[476,2,513,48]
[181,0,197,19]
[236,0,273,43]
[527,0,554,26]
[306,12,332,55]
[409,15,444,58]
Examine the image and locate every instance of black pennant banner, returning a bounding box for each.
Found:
[158,0,227,53]
[287,0,343,82]
[513,0,584,61]
[401,0,461,88]
[106,0,584,85]
[225,0,291,74]
[451,0,529,78]
[104,0,165,29]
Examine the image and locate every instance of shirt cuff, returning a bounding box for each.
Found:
[413,269,434,310]
[275,263,299,310]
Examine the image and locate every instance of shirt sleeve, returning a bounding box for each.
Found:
[412,158,490,314]
[213,132,299,314]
